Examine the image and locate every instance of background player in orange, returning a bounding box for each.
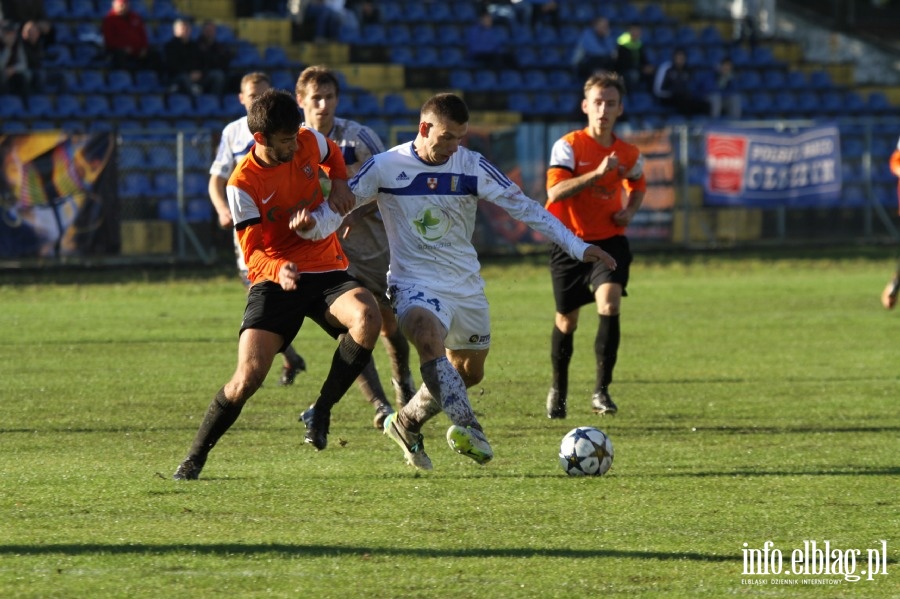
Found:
[881,136,900,310]
[544,70,646,418]
[173,89,381,480]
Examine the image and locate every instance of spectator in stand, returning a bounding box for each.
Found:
[347,0,380,26]
[101,0,161,71]
[196,20,233,90]
[0,20,29,96]
[19,20,45,93]
[615,24,655,94]
[528,0,560,29]
[465,9,513,70]
[0,0,56,45]
[163,18,224,96]
[571,16,617,81]
[652,47,710,117]
[707,56,742,119]
[287,0,343,41]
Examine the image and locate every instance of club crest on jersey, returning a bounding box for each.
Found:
[426,177,438,190]
[302,163,315,179]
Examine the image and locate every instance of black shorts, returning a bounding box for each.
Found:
[549,235,632,314]
[241,270,363,351]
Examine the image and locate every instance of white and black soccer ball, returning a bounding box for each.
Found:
[559,426,614,476]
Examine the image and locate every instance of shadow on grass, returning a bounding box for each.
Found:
[0,543,741,562]
[652,466,900,477]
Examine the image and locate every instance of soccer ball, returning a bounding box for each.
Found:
[559,427,614,476]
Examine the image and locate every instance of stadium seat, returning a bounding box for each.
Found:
[189,95,218,121]
[436,24,462,46]
[136,94,166,119]
[111,95,139,119]
[25,95,55,119]
[784,70,808,91]
[186,199,213,222]
[70,0,101,20]
[359,23,386,45]
[382,93,415,118]
[270,70,294,91]
[118,146,146,170]
[263,46,293,68]
[387,24,412,45]
[0,94,24,119]
[807,70,832,90]
[166,94,195,118]
[45,0,68,19]
[411,24,436,45]
[353,92,381,117]
[641,4,671,26]
[80,94,111,118]
[411,47,441,67]
[389,46,415,66]
[150,0,181,20]
[72,70,106,94]
[498,69,524,91]
[521,69,549,92]
[507,92,533,114]
[184,174,209,198]
[134,70,164,94]
[43,45,74,69]
[145,145,177,171]
[157,199,179,220]
[55,94,83,119]
[866,92,893,115]
[106,70,134,94]
[154,173,178,197]
[699,25,723,46]
[121,173,151,199]
[449,69,474,90]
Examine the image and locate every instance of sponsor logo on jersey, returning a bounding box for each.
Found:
[396,171,410,181]
[261,191,276,204]
[468,333,491,344]
[412,206,452,241]
[450,176,459,192]
[303,163,315,179]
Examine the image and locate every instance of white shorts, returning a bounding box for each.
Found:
[388,281,491,351]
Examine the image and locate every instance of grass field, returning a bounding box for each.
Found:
[1,251,898,598]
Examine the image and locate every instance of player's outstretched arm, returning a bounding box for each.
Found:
[881,277,899,310]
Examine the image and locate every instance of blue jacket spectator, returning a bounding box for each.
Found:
[571,17,617,80]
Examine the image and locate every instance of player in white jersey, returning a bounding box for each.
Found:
[208,71,306,385]
[293,65,415,430]
[293,93,616,470]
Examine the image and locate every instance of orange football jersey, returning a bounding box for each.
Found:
[228,128,349,285]
[545,129,646,241]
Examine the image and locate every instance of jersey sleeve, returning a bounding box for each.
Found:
[546,137,576,190]
[227,184,288,283]
[209,125,237,179]
[476,153,590,261]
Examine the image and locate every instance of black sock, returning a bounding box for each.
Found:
[594,314,619,392]
[187,387,244,460]
[550,325,574,398]
[314,335,373,412]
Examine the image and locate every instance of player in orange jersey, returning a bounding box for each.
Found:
[173,89,382,479]
[881,137,900,310]
[544,71,647,418]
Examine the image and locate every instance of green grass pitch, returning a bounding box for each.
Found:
[0,250,897,598]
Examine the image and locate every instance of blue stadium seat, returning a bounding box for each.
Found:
[80,94,111,118]
[45,0,68,19]
[411,24,436,45]
[641,4,671,26]
[410,47,440,67]
[389,46,415,66]
[121,173,152,199]
[263,46,293,68]
[134,70,164,94]
[772,91,797,117]
[699,25,723,46]
[435,24,462,46]
[55,94,83,119]
[71,42,104,68]
[521,69,548,92]
[795,91,820,116]
[137,94,166,118]
[395,2,425,23]
[26,95,55,119]
[119,146,146,170]
[354,92,381,117]
[167,94,195,118]
[230,42,262,70]
[220,94,243,119]
[106,70,134,93]
[844,90,866,116]
[43,45,74,69]
[154,173,178,197]
[866,92,893,115]
[449,69,474,90]
[194,94,223,119]
[807,70,832,90]
[387,24,412,45]
[186,199,213,222]
[111,96,139,119]
[70,0,101,20]
[429,2,453,22]
[360,23,386,45]
[72,70,106,94]
[507,92,533,114]
[146,145,176,170]
[184,174,209,198]
[382,93,415,118]
[0,94,24,119]
[498,69,524,91]
[157,199,179,220]
[150,0,181,20]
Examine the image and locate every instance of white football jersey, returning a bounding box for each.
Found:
[209,115,254,180]
[349,142,590,294]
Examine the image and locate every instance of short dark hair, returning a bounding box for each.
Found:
[295,64,341,98]
[421,93,469,125]
[247,88,301,137]
[584,70,627,99]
